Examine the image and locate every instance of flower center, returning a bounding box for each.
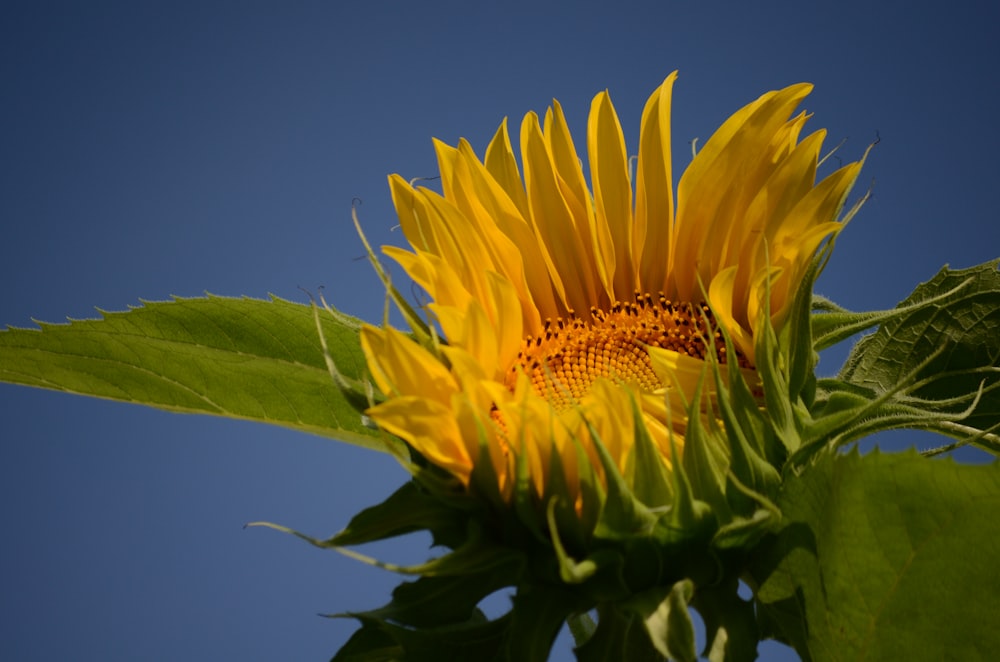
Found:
[505,292,752,411]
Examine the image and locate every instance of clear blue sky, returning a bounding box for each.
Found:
[1,2,997,660]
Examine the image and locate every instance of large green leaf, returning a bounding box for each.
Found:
[750,449,1000,661]
[0,295,389,451]
[835,261,1000,446]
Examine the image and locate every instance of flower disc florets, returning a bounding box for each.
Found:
[510,294,753,412]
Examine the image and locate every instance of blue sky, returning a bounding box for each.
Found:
[1,2,998,660]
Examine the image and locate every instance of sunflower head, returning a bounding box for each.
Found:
[361,73,862,526]
[347,73,865,658]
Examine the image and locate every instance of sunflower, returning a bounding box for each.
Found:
[360,72,863,505]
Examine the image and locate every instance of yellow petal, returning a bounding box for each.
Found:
[634,72,678,296]
[521,110,599,314]
[582,378,635,475]
[418,188,497,295]
[725,128,824,274]
[545,100,614,305]
[543,101,593,229]
[772,161,862,249]
[484,117,530,220]
[453,388,512,497]
[588,90,634,298]
[438,299,499,378]
[437,139,529,292]
[452,139,555,327]
[647,344,712,406]
[382,246,473,314]
[389,176,495,310]
[707,265,757,361]
[639,393,686,469]
[486,270,527,371]
[496,386,558,497]
[367,396,472,481]
[360,325,457,404]
[674,83,813,302]
[388,174,454,259]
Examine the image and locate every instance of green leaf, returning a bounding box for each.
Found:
[836,261,1000,449]
[750,448,1000,661]
[0,295,394,452]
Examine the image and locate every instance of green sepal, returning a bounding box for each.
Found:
[628,579,697,662]
[662,580,697,662]
[566,611,597,648]
[328,479,469,549]
[678,388,731,518]
[353,567,518,629]
[574,603,666,662]
[547,498,600,584]
[543,438,591,555]
[505,583,589,662]
[710,488,779,554]
[330,619,402,661]
[586,420,658,541]
[754,307,801,455]
[468,411,507,512]
[395,525,525,579]
[690,577,759,662]
[332,611,510,662]
[811,296,904,352]
[721,338,773,463]
[626,394,674,511]
[351,203,434,349]
[709,359,782,511]
[572,430,605,541]
[255,514,522,581]
[785,244,833,407]
[512,432,547,544]
[664,381,716,537]
[787,379,886,466]
[546,487,639,603]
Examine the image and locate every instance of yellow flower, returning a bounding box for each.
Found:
[360,73,863,504]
